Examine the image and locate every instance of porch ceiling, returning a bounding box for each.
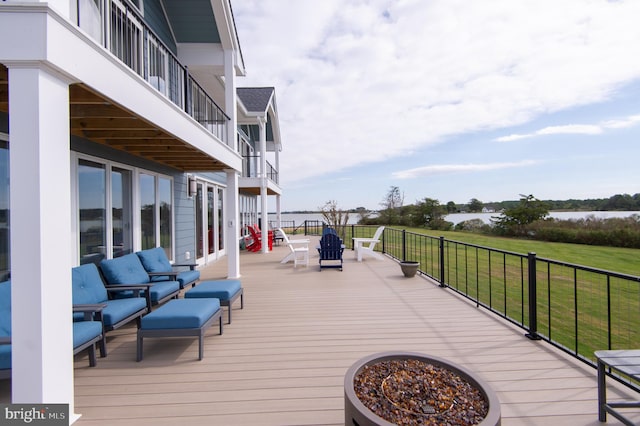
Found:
[0,65,227,172]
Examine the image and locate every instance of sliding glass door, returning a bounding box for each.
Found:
[194,179,225,264]
[76,155,173,265]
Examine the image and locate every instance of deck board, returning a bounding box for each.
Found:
[2,237,639,425]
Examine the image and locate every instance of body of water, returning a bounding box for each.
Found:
[271,211,640,226]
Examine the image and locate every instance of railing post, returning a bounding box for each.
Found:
[351,224,355,250]
[439,236,446,287]
[526,252,541,340]
[402,230,407,261]
[184,66,192,115]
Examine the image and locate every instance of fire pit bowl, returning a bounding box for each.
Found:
[344,351,501,426]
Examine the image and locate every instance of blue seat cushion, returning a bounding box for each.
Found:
[0,281,11,337]
[72,264,108,305]
[147,281,180,303]
[141,299,221,330]
[0,344,10,370]
[176,270,200,288]
[102,298,147,328]
[72,321,102,349]
[0,281,12,371]
[100,253,150,285]
[185,279,242,301]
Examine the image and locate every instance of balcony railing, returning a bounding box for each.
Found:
[311,224,640,386]
[76,0,229,146]
[242,155,279,184]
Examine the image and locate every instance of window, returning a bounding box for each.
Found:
[139,173,156,250]
[78,159,107,264]
[112,167,133,257]
[159,176,172,259]
[75,156,173,264]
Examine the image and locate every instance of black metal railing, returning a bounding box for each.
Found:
[76,0,229,145]
[242,156,279,184]
[320,225,640,373]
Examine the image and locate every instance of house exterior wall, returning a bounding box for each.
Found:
[0,1,253,419]
[143,0,177,53]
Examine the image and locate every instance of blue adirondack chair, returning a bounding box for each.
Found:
[318,233,344,271]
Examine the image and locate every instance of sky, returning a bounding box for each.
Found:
[232,0,640,211]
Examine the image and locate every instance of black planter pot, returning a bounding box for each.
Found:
[344,351,501,426]
[399,261,420,278]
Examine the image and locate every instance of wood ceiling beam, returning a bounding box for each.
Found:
[70,117,154,131]
[79,129,170,139]
[1,78,228,172]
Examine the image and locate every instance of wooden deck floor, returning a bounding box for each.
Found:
[2,237,638,425]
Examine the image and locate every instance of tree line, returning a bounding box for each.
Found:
[353,188,640,248]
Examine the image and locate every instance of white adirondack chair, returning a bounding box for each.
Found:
[353,226,385,261]
[278,228,310,267]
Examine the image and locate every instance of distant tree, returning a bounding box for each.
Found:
[378,186,404,225]
[446,201,458,213]
[354,207,371,223]
[416,198,450,229]
[381,186,404,210]
[492,194,549,235]
[603,194,635,211]
[319,200,349,238]
[467,198,484,212]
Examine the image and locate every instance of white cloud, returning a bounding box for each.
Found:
[602,114,640,129]
[392,160,538,179]
[495,114,640,142]
[232,0,640,185]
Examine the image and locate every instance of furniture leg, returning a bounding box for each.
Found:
[597,358,606,422]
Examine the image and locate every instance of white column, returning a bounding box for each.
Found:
[224,49,237,151]
[8,65,76,417]
[225,169,240,278]
[276,195,282,229]
[223,48,240,276]
[258,117,269,253]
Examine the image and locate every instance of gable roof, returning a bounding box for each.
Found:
[237,87,275,114]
